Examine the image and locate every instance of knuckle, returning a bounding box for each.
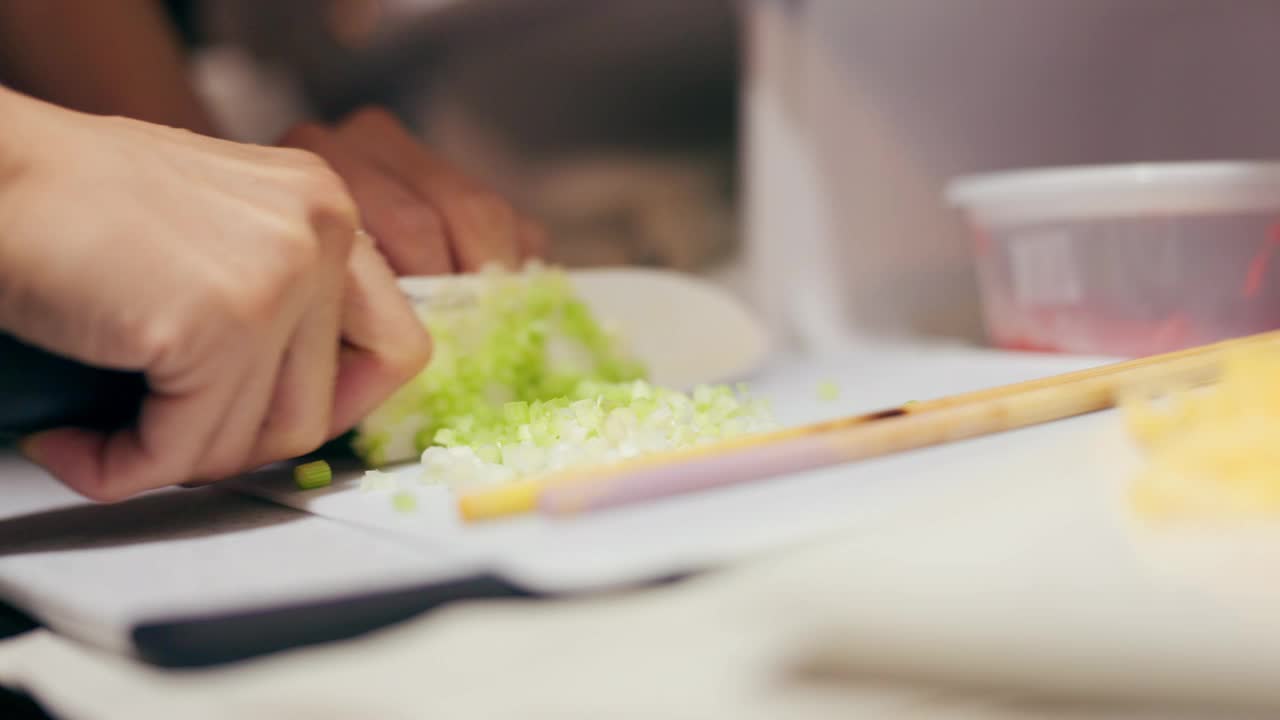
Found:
[240,269,290,313]
[274,148,356,219]
[198,264,291,330]
[126,314,183,367]
[300,162,347,205]
[300,166,359,231]
[463,188,514,221]
[301,155,343,188]
[275,228,323,272]
[379,201,445,241]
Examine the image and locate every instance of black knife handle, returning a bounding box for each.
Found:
[0,332,146,438]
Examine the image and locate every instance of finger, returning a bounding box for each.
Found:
[187,331,289,482]
[247,307,337,466]
[444,193,519,272]
[337,108,520,272]
[330,233,432,436]
[247,225,349,467]
[517,216,550,262]
[20,429,118,498]
[20,375,241,502]
[280,123,454,276]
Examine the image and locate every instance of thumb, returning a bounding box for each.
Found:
[20,428,112,500]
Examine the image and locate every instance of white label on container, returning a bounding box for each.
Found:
[1007,230,1082,306]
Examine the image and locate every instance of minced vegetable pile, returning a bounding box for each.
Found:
[354,265,776,498]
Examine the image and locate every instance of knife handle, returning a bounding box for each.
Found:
[0,332,146,438]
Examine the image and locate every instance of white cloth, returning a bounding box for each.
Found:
[0,549,1234,720]
[6,465,1273,720]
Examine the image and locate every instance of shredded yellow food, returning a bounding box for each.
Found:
[1123,346,1280,520]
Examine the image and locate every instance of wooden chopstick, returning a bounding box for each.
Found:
[457,329,1280,522]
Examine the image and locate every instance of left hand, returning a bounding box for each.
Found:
[280,107,547,276]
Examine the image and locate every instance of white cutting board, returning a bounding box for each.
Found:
[231,341,1121,594]
[237,266,781,589]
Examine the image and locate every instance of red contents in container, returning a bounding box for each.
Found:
[991,307,1198,357]
[994,336,1063,354]
[1242,223,1280,298]
[972,226,994,256]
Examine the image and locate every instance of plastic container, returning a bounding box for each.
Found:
[946,162,1280,357]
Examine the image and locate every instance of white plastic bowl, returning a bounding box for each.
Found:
[947,161,1280,356]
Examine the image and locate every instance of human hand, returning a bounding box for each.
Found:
[280,107,547,276]
[0,92,430,501]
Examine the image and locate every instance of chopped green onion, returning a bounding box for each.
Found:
[413,378,776,490]
[359,469,397,492]
[293,460,332,490]
[353,264,778,502]
[354,264,648,466]
[817,380,840,402]
[392,490,418,513]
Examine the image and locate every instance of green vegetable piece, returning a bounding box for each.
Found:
[353,265,649,464]
[392,491,418,513]
[816,380,840,402]
[503,401,530,425]
[293,460,333,490]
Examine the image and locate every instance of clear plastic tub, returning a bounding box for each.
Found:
[946,162,1280,357]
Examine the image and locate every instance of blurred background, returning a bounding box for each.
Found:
[178,0,741,275]
[171,0,1280,350]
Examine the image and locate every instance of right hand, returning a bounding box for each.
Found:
[0,92,431,501]
[280,107,548,276]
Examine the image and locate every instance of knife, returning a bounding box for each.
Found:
[0,280,473,439]
[0,332,146,439]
